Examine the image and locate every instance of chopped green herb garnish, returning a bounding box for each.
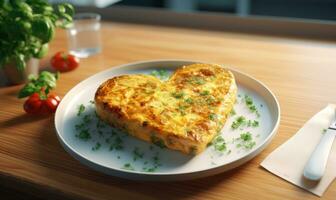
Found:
[209,113,217,121]
[133,147,144,161]
[150,69,170,80]
[109,136,124,151]
[146,168,156,172]
[150,70,159,77]
[231,116,246,130]
[232,116,259,129]
[89,100,95,104]
[244,95,260,117]
[158,69,169,78]
[213,136,227,152]
[246,120,259,128]
[83,114,91,124]
[240,132,252,141]
[77,104,85,116]
[76,129,91,141]
[96,119,106,129]
[188,76,205,85]
[145,155,161,171]
[185,98,193,104]
[75,123,85,131]
[244,141,256,149]
[150,135,166,148]
[200,90,210,96]
[171,92,185,99]
[252,120,259,127]
[236,132,256,150]
[152,154,159,163]
[206,96,216,105]
[230,109,236,116]
[92,142,101,151]
[122,163,134,171]
[247,120,252,127]
[215,143,226,152]
[245,95,253,106]
[143,154,160,173]
[215,136,225,143]
[178,105,187,116]
[189,146,198,155]
[322,129,327,134]
[249,105,257,112]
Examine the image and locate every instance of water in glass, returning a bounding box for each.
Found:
[67,13,101,58]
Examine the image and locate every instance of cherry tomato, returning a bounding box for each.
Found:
[51,51,79,72]
[39,102,50,115]
[23,93,43,114]
[45,95,60,112]
[23,93,61,114]
[48,94,61,103]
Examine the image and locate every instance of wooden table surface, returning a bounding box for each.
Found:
[1,22,336,200]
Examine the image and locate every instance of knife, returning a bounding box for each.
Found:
[303,119,336,181]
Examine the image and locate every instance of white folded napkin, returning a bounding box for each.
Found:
[261,104,336,196]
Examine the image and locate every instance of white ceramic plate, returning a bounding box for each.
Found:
[55,60,280,181]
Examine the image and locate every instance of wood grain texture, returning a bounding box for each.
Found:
[0,22,336,200]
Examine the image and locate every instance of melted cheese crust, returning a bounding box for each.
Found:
[95,63,237,154]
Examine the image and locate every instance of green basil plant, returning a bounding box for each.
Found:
[0,0,74,70]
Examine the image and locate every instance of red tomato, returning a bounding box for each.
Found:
[51,51,79,72]
[39,102,51,115]
[45,95,60,112]
[23,93,61,114]
[48,94,61,103]
[23,93,43,114]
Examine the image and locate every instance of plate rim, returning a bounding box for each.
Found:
[54,59,281,179]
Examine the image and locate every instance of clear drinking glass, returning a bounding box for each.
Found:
[67,13,102,58]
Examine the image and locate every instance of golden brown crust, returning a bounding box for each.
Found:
[95,63,237,155]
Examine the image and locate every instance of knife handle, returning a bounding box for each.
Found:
[303,130,335,181]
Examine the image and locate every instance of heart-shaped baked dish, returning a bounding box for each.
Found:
[95,63,237,155]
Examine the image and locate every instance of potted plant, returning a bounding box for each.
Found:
[0,0,74,86]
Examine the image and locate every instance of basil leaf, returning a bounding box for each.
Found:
[39,71,57,90]
[15,54,26,71]
[32,18,54,43]
[28,74,37,81]
[1,0,73,71]
[58,3,74,17]
[34,43,48,58]
[18,82,39,98]
[18,71,59,98]
[61,13,73,23]
[19,21,32,32]
[9,0,23,7]
[57,4,66,14]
